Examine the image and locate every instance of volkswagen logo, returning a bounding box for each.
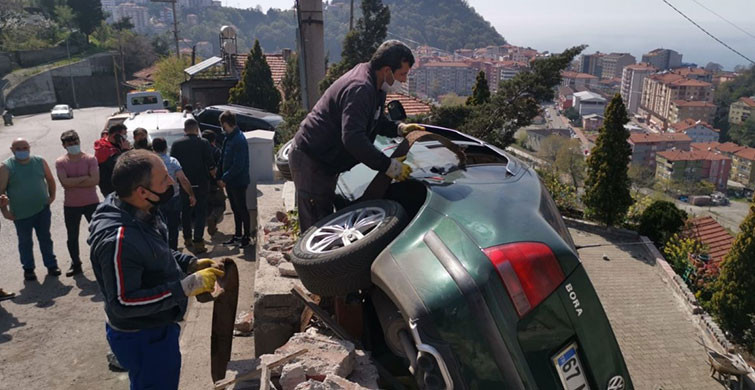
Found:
[607,375,625,390]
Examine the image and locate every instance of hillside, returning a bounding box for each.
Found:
[180,0,505,60]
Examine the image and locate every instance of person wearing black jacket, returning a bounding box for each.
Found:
[170,118,216,254]
[290,40,424,230]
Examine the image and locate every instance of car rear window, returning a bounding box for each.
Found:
[197,110,220,127]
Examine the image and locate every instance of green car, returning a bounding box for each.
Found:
[290,125,632,390]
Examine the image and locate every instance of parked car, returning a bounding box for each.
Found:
[195,104,283,144]
[51,104,73,120]
[122,111,194,150]
[126,91,168,113]
[103,112,131,132]
[288,122,632,389]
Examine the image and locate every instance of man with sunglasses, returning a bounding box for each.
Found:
[56,130,100,276]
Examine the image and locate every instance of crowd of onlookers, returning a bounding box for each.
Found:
[0,110,251,300]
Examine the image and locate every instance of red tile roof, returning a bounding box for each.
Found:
[647,72,712,87]
[233,53,287,86]
[735,147,755,161]
[684,216,733,264]
[691,142,747,154]
[561,71,598,79]
[656,149,730,162]
[670,118,716,132]
[628,132,691,144]
[624,63,657,71]
[671,100,715,108]
[423,62,471,68]
[738,97,755,107]
[385,93,432,117]
[672,67,711,77]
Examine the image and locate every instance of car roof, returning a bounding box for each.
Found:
[205,104,283,120]
[53,105,69,109]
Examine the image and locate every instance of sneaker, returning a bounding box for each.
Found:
[192,240,208,254]
[223,236,241,245]
[239,236,252,247]
[66,264,83,277]
[24,270,36,281]
[47,267,62,277]
[0,289,15,301]
[106,352,127,372]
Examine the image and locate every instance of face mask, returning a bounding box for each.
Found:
[144,185,174,206]
[66,145,81,155]
[14,150,30,160]
[381,71,404,93]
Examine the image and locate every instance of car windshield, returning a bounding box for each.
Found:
[53,105,68,110]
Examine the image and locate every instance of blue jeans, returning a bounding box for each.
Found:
[106,323,181,390]
[13,206,58,271]
[159,196,181,250]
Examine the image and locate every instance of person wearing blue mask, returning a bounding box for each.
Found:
[0,138,60,281]
[56,130,100,277]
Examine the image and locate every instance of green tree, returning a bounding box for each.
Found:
[563,106,580,124]
[153,55,192,109]
[466,70,490,106]
[439,93,467,106]
[583,94,633,226]
[319,0,390,92]
[67,0,104,41]
[112,16,134,31]
[412,104,472,130]
[151,34,172,58]
[713,65,755,140]
[555,138,586,189]
[458,46,585,149]
[628,164,656,189]
[711,193,755,343]
[537,168,581,217]
[728,117,755,147]
[537,134,567,164]
[663,232,708,275]
[228,39,282,113]
[277,53,307,144]
[638,200,687,248]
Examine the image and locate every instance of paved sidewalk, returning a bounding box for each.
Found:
[570,227,726,390]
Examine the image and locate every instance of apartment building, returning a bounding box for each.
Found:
[655,149,731,191]
[561,71,598,89]
[638,72,713,128]
[628,132,692,168]
[668,100,716,124]
[641,48,683,70]
[672,67,712,83]
[409,62,477,99]
[668,119,719,143]
[729,96,755,125]
[620,63,657,114]
[572,91,607,116]
[113,3,149,31]
[599,53,636,79]
[731,147,755,189]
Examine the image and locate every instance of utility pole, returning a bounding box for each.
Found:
[151,0,180,57]
[296,0,325,110]
[349,0,354,31]
[112,54,122,109]
[66,33,78,108]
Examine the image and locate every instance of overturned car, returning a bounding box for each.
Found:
[288,119,632,390]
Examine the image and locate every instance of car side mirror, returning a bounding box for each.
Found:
[387,100,407,122]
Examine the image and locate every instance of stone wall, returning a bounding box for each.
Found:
[0,54,12,77]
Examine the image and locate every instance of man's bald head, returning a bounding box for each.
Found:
[11,138,29,149]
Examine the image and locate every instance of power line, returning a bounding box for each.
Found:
[661,0,754,65]
[689,0,755,40]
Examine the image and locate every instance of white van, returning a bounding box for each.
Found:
[123,111,193,150]
[126,91,168,113]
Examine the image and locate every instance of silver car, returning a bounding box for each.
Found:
[51,104,73,120]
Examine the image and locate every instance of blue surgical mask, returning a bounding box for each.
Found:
[14,150,30,160]
[66,145,81,155]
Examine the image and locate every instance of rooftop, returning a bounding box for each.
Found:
[684,216,733,264]
[628,132,692,144]
[669,118,717,132]
[690,141,747,155]
[671,100,715,108]
[573,91,606,102]
[561,71,598,79]
[656,149,730,162]
[736,96,755,107]
[423,61,471,68]
[385,93,432,117]
[672,67,711,77]
[735,147,755,161]
[624,63,657,71]
[233,53,287,86]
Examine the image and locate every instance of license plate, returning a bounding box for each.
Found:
[552,343,590,390]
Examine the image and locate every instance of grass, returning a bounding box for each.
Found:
[13,46,108,78]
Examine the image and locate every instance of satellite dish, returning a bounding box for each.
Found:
[222,40,236,54]
[220,25,236,39]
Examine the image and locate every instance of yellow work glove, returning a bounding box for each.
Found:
[398,123,425,137]
[188,258,218,274]
[180,267,225,297]
[385,156,412,182]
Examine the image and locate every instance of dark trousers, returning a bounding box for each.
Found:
[225,185,250,238]
[289,147,339,232]
[106,323,181,390]
[181,188,208,242]
[63,203,98,266]
[13,206,57,271]
[159,196,182,250]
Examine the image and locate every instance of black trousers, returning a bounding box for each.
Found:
[64,203,98,265]
[181,188,208,242]
[226,185,251,238]
[289,146,339,232]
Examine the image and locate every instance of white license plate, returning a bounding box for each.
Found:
[552,343,590,390]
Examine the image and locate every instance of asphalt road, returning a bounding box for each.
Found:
[0,107,131,389]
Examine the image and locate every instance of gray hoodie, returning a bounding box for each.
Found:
[87,194,196,330]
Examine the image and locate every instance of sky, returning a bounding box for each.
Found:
[221,0,755,70]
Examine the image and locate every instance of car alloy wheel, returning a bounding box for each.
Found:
[305,207,386,253]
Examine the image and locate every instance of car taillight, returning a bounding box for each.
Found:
[483,242,565,318]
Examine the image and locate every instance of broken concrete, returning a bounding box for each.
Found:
[278,262,298,278]
[292,376,372,390]
[347,350,379,389]
[274,331,356,379]
[280,362,307,390]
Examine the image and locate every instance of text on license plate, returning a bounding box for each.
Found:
[552,343,590,390]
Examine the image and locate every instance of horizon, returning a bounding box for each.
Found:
[218,0,755,71]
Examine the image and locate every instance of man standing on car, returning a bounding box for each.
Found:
[87,149,223,390]
[170,118,215,254]
[217,111,251,247]
[289,40,424,230]
[56,130,100,276]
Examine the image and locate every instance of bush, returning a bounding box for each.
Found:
[638,200,687,248]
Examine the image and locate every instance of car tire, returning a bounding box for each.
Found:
[291,199,409,296]
[275,140,294,181]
